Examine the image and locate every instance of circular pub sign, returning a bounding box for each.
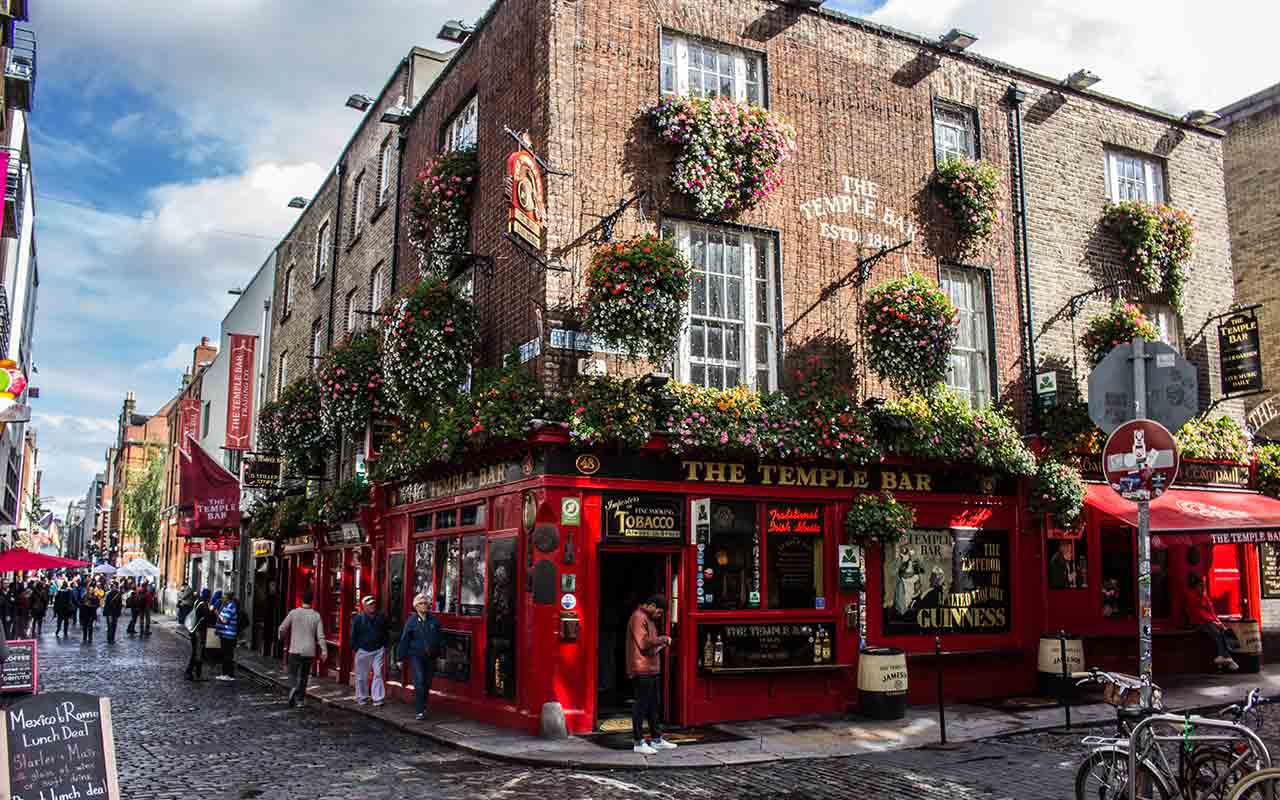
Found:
[1102,418,1180,502]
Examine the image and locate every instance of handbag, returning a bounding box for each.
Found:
[205,628,222,649]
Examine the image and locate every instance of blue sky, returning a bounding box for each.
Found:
[28,0,1279,514]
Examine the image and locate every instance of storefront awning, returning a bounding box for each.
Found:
[1085,484,1280,544]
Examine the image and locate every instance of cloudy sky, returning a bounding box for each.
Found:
[30,0,1279,515]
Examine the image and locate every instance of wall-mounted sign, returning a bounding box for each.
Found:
[183,539,203,555]
[505,148,546,250]
[224,333,257,450]
[1036,371,1058,411]
[1219,309,1264,396]
[602,494,683,542]
[560,497,581,526]
[390,461,527,507]
[765,504,822,535]
[180,396,201,451]
[697,621,836,673]
[882,529,1010,635]
[1,692,121,800]
[1102,419,1180,502]
[800,174,918,249]
[1261,542,1280,600]
[241,454,282,489]
[838,544,863,590]
[252,539,275,558]
[279,535,314,555]
[324,523,364,548]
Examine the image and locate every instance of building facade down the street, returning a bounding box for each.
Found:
[110,390,176,565]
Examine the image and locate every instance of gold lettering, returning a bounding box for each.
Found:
[797,466,818,486]
[852,470,869,489]
[706,462,727,483]
[779,466,796,486]
[881,472,898,490]
[759,465,777,485]
[819,468,837,488]
[729,463,746,484]
[915,474,932,493]
[683,461,701,481]
[835,470,853,488]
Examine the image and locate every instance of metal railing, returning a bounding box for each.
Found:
[2,147,23,240]
[5,26,34,110]
[0,284,11,359]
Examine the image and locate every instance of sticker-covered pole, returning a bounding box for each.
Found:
[1132,337,1153,708]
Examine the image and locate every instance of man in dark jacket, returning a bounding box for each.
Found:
[397,593,440,720]
[185,589,212,681]
[351,596,388,707]
[53,580,74,638]
[103,582,124,643]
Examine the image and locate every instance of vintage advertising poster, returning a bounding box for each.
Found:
[882,529,1010,634]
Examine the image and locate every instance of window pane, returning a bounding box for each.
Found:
[709,365,724,389]
[709,275,724,317]
[725,325,741,363]
[689,321,706,358]
[688,63,702,97]
[707,323,723,359]
[460,535,485,616]
[699,501,760,610]
[702,47,716,70]
[691,273,707,315]
[691,364,706,386]
[766,504,823,609]
[725,367,740,387]
[661,34,673,61]
[726,277,742,320]
[726,239,743,276]
[746,57,759,84]
[719,74,733,98]
[662,65,675,94]
[757,368,770,391]
[1101,529,1134,618]
[746,83,760,106]
[691,231,705,267]
[756,325,770,369]
[708,235,723,273]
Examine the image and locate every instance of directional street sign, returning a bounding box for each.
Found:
[1087,340,1199,434]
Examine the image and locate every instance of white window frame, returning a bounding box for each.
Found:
[314,220,331,283]
[934,101,978,164]
[352,172,365,238]
[660,31,764,106]
[445,95,479,152]
[939,266,994,408]
[370,263,386,328]
[345,286,359,334]
[1105,150,1166,204]
[664,220,778,391]
[277,351,289,400]
[310,320,323,372]
[377,138,395,206]
[1143,303,1183,351]
[282,265,294,317]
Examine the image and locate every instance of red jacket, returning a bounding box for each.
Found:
[626,608,662,677]
[1186,587,1220,626]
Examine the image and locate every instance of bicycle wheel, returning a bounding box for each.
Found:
[1228,767,1280,800]
[1185,746,1255,800]
[1076,749,1171,800]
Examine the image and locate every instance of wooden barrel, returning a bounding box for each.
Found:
[857,647,908,720]
[1037,634,1084,698]
[1227,620,1262,673]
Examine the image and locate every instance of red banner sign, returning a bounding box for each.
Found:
[178,432,241,536]
[224,334,257,451]
[180,397,201,452]
[183,540,203,554]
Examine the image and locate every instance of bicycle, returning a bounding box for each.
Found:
[1074,670,1271,800]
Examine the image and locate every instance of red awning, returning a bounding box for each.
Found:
[1085,484,1280,544]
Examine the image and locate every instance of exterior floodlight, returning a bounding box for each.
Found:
[1184,109,1221,126]
[287,197,307,209]
[345,93,373,111]
[380,105,410,125]
[1065,69,1100,90]
[438,19,474,43]
[940,29,978,52]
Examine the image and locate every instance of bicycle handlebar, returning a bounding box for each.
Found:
[1220,688,1269,721]
[1076,667,1160,693]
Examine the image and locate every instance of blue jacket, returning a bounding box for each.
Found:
[350,611,388,653]
[397,612,440,661]
[215,600,239,639]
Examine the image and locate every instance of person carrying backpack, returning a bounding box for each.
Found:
[184,589,212,681]
[103,581,124,644]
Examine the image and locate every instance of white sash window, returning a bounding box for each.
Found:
[661,32,763,106]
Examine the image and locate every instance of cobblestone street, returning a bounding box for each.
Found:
[18,622,1102,799]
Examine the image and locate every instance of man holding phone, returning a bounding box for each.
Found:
[626,594,677,755]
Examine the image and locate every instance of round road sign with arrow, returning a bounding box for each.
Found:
[1102,418,1180,503]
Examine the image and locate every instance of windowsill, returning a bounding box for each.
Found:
[346,229,364,251]
[312,274,327,289]
[370,201,390,224]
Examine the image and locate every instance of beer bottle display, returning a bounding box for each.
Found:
[703,633,714,667]
[713,633,724,667]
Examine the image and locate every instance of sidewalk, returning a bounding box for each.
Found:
[165,620,1280,770]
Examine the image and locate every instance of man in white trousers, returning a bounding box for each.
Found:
[350,595,388,706]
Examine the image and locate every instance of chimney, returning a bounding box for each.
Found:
[124,391,136,419]
[193,336,217,373]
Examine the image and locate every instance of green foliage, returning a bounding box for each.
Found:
[382,278,479,420]
[1081,301,1159,368]
[1175,416,1251,463]
[931,157,1003,254]
[1039,399,1103,458]
[1030,460,1086,529]
[863,273,959,394]
[585,235,691,365]
[465,359,546,447]
[878,390,1037,477]
[258,379,333,473]
[123,451,166,562]
[318,329,388,441]
[406,146,479,278]
[844,492,916,545]
[1102,201,1197,313]
[1257,444,1280,499]
[568,376,655,450]
[317,478,371,526]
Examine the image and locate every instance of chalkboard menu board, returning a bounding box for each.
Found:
[435,630,471,682]
[1,691,120,800]
[697,621,836,673]
[882,529,1010,635]
[1,640,38,694]
[1261,542,1280,599]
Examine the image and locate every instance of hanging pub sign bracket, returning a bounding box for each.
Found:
[503,126,574,177]
[595,192,645,243]
[1189,302,1262,345]
[503,232,570,271]
[784,238,912,336]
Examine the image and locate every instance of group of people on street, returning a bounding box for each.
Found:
[0,578,50,638]
[48,576,156,644]
[183,588,244,682]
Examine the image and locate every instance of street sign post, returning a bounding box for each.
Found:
[1087,339,1198,434]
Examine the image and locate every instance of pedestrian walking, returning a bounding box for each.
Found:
[53,580,74,638]
[626,594,677,755]
[177,583,194,627]
[184,589,212,681]
[0,582,13,639]
[103,582,124,643]
[125,579,140,636]
[29,579,47,637]
[79,580,102,644]
[278,590,326,708]
[351,596,388,707]
[139,579,154,636]
[214,591,242,681]
[12,581,31,639]
[397,593,440,720]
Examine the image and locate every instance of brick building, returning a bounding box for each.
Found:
[1220,82,1280,436]
[158,338,216,590]
[109,390,176,565]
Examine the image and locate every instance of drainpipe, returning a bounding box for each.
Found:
[389,131,405,295]
[1006,84,1038,432]
[327,161,345,348]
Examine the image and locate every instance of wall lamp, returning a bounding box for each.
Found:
[287,197,307,209]
[437,19,474,44]
[380,105,411,125]
[345,93,373,112]
[228,288,244,296]
[939,28,978,52]
[1065,69,1100,90]
[1183,109,1222,127]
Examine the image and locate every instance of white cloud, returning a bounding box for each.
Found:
[32,413,117,436]
[108,111,145,138]
[864,0,1280,113]
[139,342,195,372]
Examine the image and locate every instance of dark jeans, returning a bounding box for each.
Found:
[632,674,662,742]
[409,655,434,715]
[80,609,96,643]
[31,612,43,636]
[288,654,314,705]
[1199,623,1233,659]
[55,612,71,637]
[105,614,120,642]
[127,608,139,634]
[177,605,191,626]
[186,632,204,678]
[220,637,236,676]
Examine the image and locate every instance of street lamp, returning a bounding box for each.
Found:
[345,93,373,112]
[1065,69,1100,90]
[380,104,411,125]
[287,197,307,209]
[437,19,474,43]
[939,28,978,52]
[1183,109,1222,127]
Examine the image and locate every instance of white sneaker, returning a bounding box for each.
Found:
[651,737,677,751]
[215,675,234,682]
[633,741,657,755]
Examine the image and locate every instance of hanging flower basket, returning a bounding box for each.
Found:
[318,329,388,441]
[1030,460,1086,530]
[382,278,478,419]
[931,157,1003,254]
[878,390,1037,477]
[465,360,546,446]
[406,146,479,279]
[844,492,915,546]
[568,376,655,450]
[1039,398,1104,458]
[1102,201,1197,313]
[317,478,371,526]
[370,410,467,482]
[648,95,796,218]
[258,379,332,472]
[1081,301,1158,368]
[585,234,691,364]
[1174,416,1251,463]
[862,273,959,394]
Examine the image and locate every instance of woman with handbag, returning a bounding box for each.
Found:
[185,589,212,681]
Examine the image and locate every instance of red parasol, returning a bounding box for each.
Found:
[0,548,91,572]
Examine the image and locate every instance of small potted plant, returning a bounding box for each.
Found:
[844,491,915,546]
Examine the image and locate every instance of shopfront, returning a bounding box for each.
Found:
[318,521,373,682]
[375,437,1034,735]
[278,533,318,656]
[250,538,282,656]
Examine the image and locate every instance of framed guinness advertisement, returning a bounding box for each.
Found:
[882,529,1010,635]
[1261,542,1280,600]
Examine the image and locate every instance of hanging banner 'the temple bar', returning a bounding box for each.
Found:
[224,333,257,451]
[178,433,241,535]
[179,397,201,452]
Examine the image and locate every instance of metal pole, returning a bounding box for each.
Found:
[1059,629,1072,730]
[936,636,947,745]
[1132,337,1154,708]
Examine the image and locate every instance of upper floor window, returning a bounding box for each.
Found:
[310,319,323,371]
[314,220,331,283]
[370,263,386,327]
[276,351,289,400]
[940,266,994,408]
[351,172,365,238]
[1143,303,1182,350]
[662,221,778,391]
[377,137,395,206]
[1105,150,1165,204]
[201,401,211,438]
[934,101,978,164]
[445,95,479,151]
[345,286,359,334]
[660,31,763,106]
[281,265,295,317]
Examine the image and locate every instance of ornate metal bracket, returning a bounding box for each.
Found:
[503,126,574,177]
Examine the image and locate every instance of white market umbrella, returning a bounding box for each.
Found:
[119,558,160,578]
[92,562,118,575]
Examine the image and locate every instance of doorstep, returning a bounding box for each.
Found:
[161,620,1280,770]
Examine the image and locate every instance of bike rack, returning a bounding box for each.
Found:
[1126,714,1272,800]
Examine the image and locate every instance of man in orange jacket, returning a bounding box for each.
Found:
[626,594,677,755]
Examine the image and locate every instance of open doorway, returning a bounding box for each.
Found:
[597,551,667,725]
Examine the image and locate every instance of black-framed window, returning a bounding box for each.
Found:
[314,219,331,283]
[377,136,395,206]
[939,265,995,407]
[281,265,295,317]
[351,171,366,238]
[933,99,979,164]
[444,94,478,152]
[698,501,761,611]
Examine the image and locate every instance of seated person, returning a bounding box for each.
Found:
[1185,573,1237,672]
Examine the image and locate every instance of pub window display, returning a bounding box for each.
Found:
[460,535,486,616]
[1047,535,1088,590]
[881,529,1010,634]
[698,501,760,610]
[765,504,824,609]
[434,537,461,614]
[1101,528,1134,618]
[414,538,434,601]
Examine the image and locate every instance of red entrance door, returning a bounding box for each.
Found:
[1209,544,1246,619]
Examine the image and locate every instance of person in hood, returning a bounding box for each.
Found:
[184,589,213,681]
